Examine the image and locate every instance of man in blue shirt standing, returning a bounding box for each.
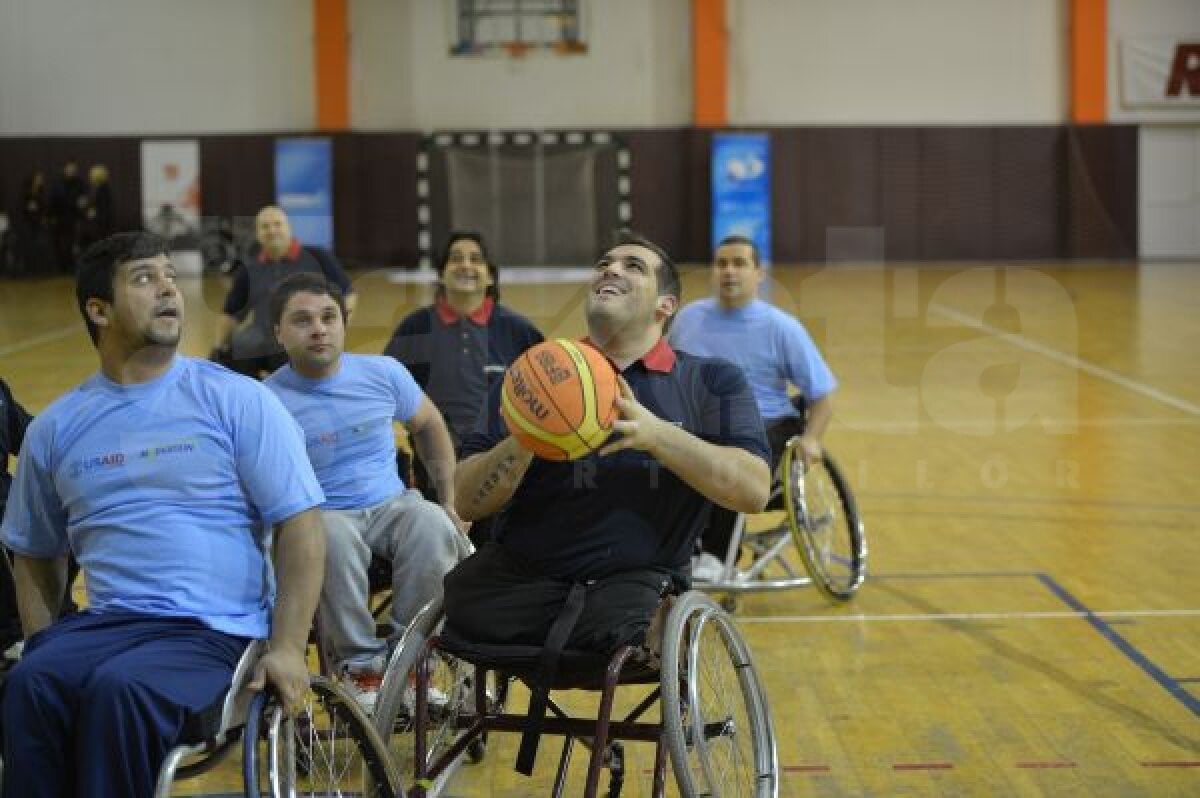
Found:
[0,232,326,798]
[669,235,838,578]
[266,273,469,711]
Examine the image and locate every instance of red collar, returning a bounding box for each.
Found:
[582,336,676,374]
[257,239,303,264]
[435,295,495,326]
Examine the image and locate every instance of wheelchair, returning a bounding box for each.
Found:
[695,435,868,607]
[370,591,778,797]
[155,638,403,798]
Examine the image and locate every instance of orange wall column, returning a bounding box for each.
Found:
[314,0,350,130]
[1070,0,1107,123]
[692,0,727,127]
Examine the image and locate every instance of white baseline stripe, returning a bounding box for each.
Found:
[738,608,1200,624]
[929,302,1200,416]
[0,326,81,359]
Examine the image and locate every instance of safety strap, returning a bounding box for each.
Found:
[515,581,587,775]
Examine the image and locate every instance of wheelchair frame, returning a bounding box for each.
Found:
[372,592,778,798]
[695,438,868,605]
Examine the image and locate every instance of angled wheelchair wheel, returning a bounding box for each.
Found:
[781,442,867,602]
[271,675,401,798]
[372,599,478,796]
[661,591,778,798]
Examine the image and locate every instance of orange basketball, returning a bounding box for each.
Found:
[501,339,619,461]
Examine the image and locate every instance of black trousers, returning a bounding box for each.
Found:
[444,544,674,655]
[701,414,806,559]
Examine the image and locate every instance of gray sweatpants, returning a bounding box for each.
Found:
[319,490,470,672]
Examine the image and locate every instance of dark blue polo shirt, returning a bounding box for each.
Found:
[461,338,769,582]
[384,298,543,447]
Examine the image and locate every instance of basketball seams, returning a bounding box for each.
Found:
[524,340,595,457]
[557,339,604,452]
[501,359,571,459]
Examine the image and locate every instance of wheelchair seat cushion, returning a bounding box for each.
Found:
[438,624,660,690]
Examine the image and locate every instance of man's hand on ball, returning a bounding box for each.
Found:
[598,376,664,457]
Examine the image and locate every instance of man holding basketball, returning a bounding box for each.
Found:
[445,231,770,671]
[265,272,470,711]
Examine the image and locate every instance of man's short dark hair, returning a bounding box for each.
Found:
[606,230,682,332]
[76,232,170,345]
[269,272,348,327]
[715,235,761,266]
[437,231,499,300]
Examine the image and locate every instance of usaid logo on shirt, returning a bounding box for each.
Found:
[68,438,198,478]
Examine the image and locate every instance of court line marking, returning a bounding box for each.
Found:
[929,302,1200,416]
[1037,574,1200,720]
[738,609,1200,623]
[0,325,80,359]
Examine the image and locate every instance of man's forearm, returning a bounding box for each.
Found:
[411,420,458,508]
[454,437,533,521]
[13,554,66,637]
[650,423,770,514]
[270,509,326,653]
[805,394,834,441]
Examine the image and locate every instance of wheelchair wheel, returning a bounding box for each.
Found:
[273,675,401,797]
[781,443,867,602]
[661,591,778,798]
[372,599,478,795]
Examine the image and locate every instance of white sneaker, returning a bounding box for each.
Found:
[339,668,383,714]
[402,672,450,713]
[691,552,726,583]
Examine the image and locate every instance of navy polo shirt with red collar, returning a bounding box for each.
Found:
[222,239,353,332]
[461,338,769,582]
[384,297,543,447]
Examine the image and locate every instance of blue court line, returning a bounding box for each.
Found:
[1035,574,1200,720]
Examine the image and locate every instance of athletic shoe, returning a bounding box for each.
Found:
[691,552,726,583]
[340,669,384,714]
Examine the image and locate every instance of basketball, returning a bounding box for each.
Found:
[500,338,619,461]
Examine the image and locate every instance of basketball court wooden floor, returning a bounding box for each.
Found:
[1,261,1197,796]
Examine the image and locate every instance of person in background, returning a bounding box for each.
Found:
[668,234,837,580]
[213,205,356,378]
[266,272,469,711]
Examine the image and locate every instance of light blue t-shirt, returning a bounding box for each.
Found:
[265,354,423,510]
[669,298,837,420]
[0,357,324,639]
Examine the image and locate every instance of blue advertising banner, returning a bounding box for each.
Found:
[275,137,333,249]
[711,132,771,264]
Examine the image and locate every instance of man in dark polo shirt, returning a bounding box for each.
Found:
[444,232,770,662]
[213,205,356,378]
[384,232,542,451]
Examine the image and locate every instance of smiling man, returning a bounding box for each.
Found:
[445,229,770,690]
[213,205,357,379]
[0,232,326,798]
[384,232,542,474]
[265,272,469,711]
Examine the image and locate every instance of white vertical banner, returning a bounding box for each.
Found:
[140,139,201,239]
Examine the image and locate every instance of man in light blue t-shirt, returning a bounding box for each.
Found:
[669,235,838,576]
[0,232,326,798]
[265,272,470,711]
